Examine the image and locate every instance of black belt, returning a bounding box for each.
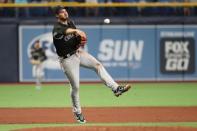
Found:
[61,51,76,59]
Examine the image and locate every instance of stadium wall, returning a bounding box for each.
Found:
[0,17,196,82]
[0,24,18,82]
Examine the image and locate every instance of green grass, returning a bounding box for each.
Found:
[1,122,197,131]
[0,83,197,131]
[0,83,197,107]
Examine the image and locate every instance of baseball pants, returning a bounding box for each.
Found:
[59,48,119,114]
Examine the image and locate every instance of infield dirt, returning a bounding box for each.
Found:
[0,107,197,131]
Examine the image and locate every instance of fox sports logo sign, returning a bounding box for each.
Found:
[160,37,195,74]
[27,32,61,70]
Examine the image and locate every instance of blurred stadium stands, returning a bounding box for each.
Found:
[0,0,196,19]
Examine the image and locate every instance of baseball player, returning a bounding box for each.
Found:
[52,6,131,124]
[30,40,47,90]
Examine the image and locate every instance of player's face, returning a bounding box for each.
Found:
[58,9,68,21]
[34,42,40,49]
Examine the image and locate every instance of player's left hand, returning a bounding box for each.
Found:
[80,35,87,47]
[76,30,87,47]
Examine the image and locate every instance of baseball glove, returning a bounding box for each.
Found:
[77,30,87,47]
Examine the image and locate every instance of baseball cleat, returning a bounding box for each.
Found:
[114,84,131,97]
[74,113,86,124]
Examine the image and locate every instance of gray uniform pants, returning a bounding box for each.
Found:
[59,48,118,114]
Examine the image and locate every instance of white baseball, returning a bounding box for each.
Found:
[104,18,110,24]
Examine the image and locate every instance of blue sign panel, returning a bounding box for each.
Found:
[128,26,156,80]
[19,25,197,82]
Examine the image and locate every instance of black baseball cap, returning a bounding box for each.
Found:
[54,5,65,15]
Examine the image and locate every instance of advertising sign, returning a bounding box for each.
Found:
[19,25,197,82]
[157,25,197,80]
[160,37,195,74]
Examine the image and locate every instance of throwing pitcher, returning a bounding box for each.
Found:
[52,6,131,124]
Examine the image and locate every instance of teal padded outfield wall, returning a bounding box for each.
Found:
[19,25,197,82]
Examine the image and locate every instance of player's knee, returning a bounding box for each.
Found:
[70,83,80,90]
[71,86,79,94]
[95,62,103,71]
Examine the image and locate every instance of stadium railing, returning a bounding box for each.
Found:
[0,2,197,18]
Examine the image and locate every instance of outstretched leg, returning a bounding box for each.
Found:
[79,49,119,91]
[79,49,131,96]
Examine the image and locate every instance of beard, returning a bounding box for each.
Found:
[60,17,67,21]
[61,14,68,21]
